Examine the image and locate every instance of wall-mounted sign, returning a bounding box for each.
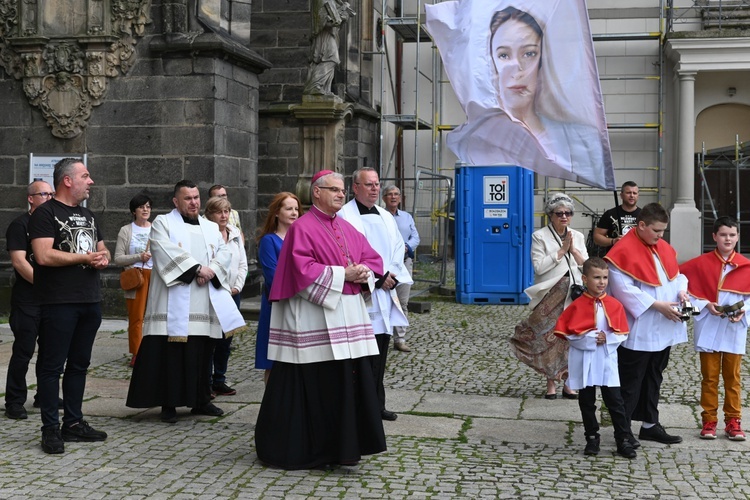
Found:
[29,154,88,206]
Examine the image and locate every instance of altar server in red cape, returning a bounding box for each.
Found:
[605,203,688,446]
[681,216,750,441]
[554,257,635,458]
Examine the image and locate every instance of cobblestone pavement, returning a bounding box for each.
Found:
[2,300,750,499]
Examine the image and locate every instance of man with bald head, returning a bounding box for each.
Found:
[4,181,55,420]
[339,167,412,421]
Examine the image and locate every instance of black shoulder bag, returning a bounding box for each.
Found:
[548,225,585,301]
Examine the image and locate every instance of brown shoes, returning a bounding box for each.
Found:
[394,342,412,353]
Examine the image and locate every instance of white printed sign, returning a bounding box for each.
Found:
[484,175,509,204]
[484,208,508,218]
[29,153,87,186]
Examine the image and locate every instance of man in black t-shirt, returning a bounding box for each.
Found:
[4,181,54,420]
[593,181,641,255]
[29,158,110,454]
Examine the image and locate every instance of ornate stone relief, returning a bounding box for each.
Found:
[0,0,151,138]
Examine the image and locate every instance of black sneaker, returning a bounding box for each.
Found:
[638,423,682,444]
[5,403,28,420]
[41,426,65,454]
[61,420,108,442]
[211,382,237,396]
[191,403,224,416]
[584,435,600,456]
[616,439,637,459]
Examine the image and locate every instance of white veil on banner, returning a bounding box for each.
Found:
[425,0,616,190]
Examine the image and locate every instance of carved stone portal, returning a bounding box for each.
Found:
[0,1,151,138]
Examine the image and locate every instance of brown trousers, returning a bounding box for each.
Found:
[700,351,742,423]
[126,269,151,355]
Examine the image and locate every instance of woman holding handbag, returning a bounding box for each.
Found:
[511,193,588,400]
[114,194,153,367]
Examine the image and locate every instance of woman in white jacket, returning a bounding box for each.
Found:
[511,193,588,399]
[204,196,248,396]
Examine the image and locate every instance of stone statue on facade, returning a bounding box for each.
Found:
[303,0,354,96]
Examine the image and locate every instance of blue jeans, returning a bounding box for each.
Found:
[37,303,102,429]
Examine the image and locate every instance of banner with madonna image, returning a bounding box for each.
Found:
[425,0,616,190]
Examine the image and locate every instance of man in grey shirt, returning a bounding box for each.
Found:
[383,185,420,353]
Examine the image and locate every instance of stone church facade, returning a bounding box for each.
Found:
[0,0,378,313]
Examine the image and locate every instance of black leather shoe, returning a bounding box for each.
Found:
[639,423,682,444]
[5,403,28,420]
[160,406,178,423]
[191,403,224,417]
[544,393,557,400]
[628,435,641,449]
[211,382,237,396]
[616,439,637,459]
[562,387,578,400]
[381,410,398,421]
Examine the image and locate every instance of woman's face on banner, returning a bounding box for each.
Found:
[490,19,542,113]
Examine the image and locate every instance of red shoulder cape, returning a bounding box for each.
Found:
[553,292,630,338]
[604,229,679,286]
[680,249,750,302]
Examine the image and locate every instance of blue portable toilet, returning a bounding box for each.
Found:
[455,165,534,304]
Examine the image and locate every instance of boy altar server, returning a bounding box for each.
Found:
[554,257,636,458]
[680,216,750,441]
[605,203,688,446]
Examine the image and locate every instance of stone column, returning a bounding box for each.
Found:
[291,94,353,204]
[670,71,701,262]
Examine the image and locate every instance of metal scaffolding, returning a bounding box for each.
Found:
[377,0,451,290]
[537,0,667,215]
[697,136,750,252]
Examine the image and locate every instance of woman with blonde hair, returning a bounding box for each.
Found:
[256,192,303,384]
[204,195,247,396]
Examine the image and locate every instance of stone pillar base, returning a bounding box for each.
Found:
[291,95,353,205]
[669,203,702,262]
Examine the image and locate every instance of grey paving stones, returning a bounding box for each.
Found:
[1,299,750,498]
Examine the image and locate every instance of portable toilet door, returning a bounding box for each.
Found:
[455,165,534,304]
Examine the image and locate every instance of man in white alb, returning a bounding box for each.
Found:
[339,167,411,421]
